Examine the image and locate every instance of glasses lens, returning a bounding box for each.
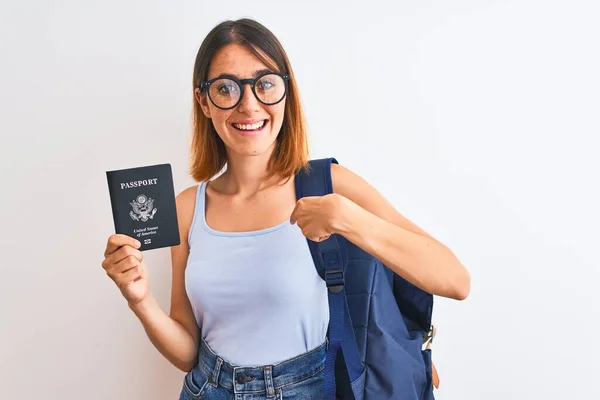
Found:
[255,74,286,105]
[208,78,241,109]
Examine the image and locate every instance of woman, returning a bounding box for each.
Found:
[101,18,470,399]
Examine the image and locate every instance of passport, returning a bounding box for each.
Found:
[106,163,181,251]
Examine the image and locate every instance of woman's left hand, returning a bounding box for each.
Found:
[290,193,350,242]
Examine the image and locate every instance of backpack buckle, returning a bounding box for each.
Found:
[322,250,345,294]
[423,325,440,389]
[423,324,436,349]
[324,268,345,293]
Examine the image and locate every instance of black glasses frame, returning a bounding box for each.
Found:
[199,72,290,110]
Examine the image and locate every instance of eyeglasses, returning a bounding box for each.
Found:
[199,72,290,110]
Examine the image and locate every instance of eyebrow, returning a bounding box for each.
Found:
[252,68,275,77]
[209,68,277,81]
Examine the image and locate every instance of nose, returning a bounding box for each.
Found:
[237,83,260,113]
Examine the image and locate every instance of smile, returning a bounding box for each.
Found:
[231,120,268,136]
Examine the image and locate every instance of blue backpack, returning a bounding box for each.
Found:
[295,158,436,400]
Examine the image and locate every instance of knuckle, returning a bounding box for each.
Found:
[103,261,113,273]
[131,248,143,262]
[124,246,143,262]
[126,254,139,266]
[126,256,138,268]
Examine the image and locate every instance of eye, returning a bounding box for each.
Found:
[217,83,237,95]
[257,80,275,90]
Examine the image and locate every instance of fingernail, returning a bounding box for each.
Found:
[136,241,141,247]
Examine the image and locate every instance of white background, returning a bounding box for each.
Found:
[1,1,598,399]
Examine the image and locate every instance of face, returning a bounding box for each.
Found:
[195,43,286,158]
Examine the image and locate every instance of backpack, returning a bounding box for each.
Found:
[295,157,438,400]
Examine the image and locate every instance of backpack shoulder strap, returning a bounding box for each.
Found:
[294,158,343,280]
[295,158,366,400]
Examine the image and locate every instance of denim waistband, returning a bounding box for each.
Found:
[197,338,327,395]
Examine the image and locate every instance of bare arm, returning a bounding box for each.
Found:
[330,163,471,300]
[126,186,201,372]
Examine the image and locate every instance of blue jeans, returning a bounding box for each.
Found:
[178,339,326,399]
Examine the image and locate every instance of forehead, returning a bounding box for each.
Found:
[207,43,275,80]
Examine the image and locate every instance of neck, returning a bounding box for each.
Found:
[219,145,282,196]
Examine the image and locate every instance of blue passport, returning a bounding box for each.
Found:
[106,163,181,251]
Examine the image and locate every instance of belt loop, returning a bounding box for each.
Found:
[264,366,275,398]
[209,357,223,388]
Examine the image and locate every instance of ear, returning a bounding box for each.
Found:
[194,88,212,119]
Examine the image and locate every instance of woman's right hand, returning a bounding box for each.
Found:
[102,234,149,305]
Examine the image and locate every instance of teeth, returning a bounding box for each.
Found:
[233,120,265,130]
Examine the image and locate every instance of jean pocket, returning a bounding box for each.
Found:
[183,367,210,399]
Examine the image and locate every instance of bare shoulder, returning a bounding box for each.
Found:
[169,184,199,277]
[175,184,201,248]
[330,162,387,212]
[176,184,200,211]
[330,162,438,242]
[330,162,374,202]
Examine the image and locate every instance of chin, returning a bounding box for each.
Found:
[230,141,277,157]
[227,132,280,157]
